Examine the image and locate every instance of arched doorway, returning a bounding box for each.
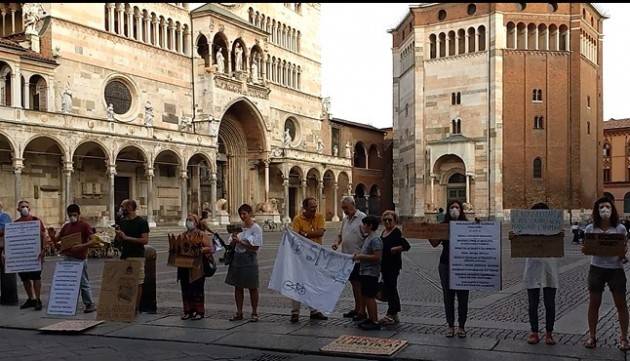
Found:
[354,142,366,168]
[0,133,14,207]
[154,150,182,225]
[114,146,147,217]
[72,141,108,224]
[447,173,466,204]
[187,153,212,220]
[23,137,65,223]
[369,184,380,216]
[323,170,335,220]
[355,184,367,212]
[28,75,47,111]
[0,61,13,106]
[288,166,302,219]
[433,154,468,210]
[217,99,266,220]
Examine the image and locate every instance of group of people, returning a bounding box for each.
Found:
[2,194,630,350]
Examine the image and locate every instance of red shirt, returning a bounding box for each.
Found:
[59,221,93,260]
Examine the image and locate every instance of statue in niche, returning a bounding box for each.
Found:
[283,128,292,147]
[216,48,225,73]
[333,145,339,157]
[345,141,352,158]
[316,137,324,154]
[251,57,259,83]
[61,81,72,114]
[144,101,153,127]
[234,43,243,71]
[106,103,115,121]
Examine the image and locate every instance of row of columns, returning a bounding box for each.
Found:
[432,30,485,59]
[0,7,18,36]
[0,66,54,111]
[267,60,301,89]
[507,26,567,51]
[581,34,598,64]
[106,3,190,55]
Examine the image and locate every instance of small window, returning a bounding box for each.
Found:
[516,3,527,11]
[104,79,132,115]
[533,158,542,178]
[603,143,611,157]
[534,116,544,129]
[452,119,462,134]
[451,93,456,105]
[467,4,477,15]
[457,92,461,105]
[587,96,591,108]
[438,9,447,21]
[538,89,543,101]
[548,3,558,12]
[603,168,611,183]
[587,121,591,135]
[405,103,409,117]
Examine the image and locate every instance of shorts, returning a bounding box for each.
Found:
[360,275,379,298]
[126,257,146,285]
[587,265,627,294]
[349,263,361,282]
[18,271,42,282]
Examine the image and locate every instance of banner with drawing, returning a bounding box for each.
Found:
[268,229,354,315]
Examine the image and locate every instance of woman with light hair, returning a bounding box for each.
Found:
[379,210,410,325]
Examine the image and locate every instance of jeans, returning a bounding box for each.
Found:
[382,270,401,315]
[527,287,556,332]
[438,262,469,327]
[64,257,94,306]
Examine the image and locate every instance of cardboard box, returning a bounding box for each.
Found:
[59,232,82,251]
[402,222,448,240]
[583,233,626,257]
[510,234,564,258]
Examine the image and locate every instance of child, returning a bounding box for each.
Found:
[352,215,383,330]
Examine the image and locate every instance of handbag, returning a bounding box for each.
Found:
[203,254,217,277]
[214,233,234,265]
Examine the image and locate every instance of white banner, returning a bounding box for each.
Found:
[47,261,84,316]
[449,221,501,291]
[4,221,42,273]
[510,209,563,235]
[268,229,355,315]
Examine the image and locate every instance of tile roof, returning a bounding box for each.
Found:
[604,118,630,130]
[0,35,56,65]
[330,117,385,133]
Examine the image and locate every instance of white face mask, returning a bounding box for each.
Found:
[599,206,612,220]
[69,216,78,223]
[449,208,460,219]
[19,207,29,217]
[185,221,195,231]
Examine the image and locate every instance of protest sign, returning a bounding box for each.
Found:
[96,259,141,322]
[46,261,84,316]
[583,233,626,257]
[59,232,82,251]
[268,229,354,314]
[449,221,501,291]
[402,222,448,240]
[510,233,564,258]
[4,221,41,273]
[321,335,408,356]
[510,209,563,235]
[167,233,206,268]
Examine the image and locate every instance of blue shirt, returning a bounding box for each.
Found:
[0,211,11,231]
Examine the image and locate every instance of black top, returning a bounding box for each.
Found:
[119,216,149,259]
[439,219,450,265]
[380,228,411,273]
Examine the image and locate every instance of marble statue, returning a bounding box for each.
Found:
[23,3,45,36]
[255,198,279,214]
[215,199,228,213]
[234,43,243,71]
[283,128,292,147]
[180,116,193,131]
[216,49,225,73]
[208,119,220,137]
[106,103,114,121]
[333,145,339,157]
[251,57,258,83]
[144,101,153,126]
[61,81,72,114]
[322,97,331,115]
[316,137,324,154]
[345,141,352,158]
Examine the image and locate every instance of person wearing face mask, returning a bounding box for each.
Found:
[429,199,469,338]
[53,204,98,313]
[173,214,213,320]
[582,197,630,350]
[14,200,49,311]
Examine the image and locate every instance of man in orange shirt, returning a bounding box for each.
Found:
[289,197,327,322]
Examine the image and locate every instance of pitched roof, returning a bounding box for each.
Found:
[330,117,385,133]
[0,36,57,65]
[191,3,266,34]
[604,118,630,130]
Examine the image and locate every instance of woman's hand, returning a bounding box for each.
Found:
[352,253,361,261]
[390,246,403,254]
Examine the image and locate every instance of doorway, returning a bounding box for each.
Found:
[114,176,131,209]
[289,187,297,219]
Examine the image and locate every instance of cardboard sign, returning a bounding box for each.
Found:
[510,234,564,258]
[511,209,564,235]
[47,261,84,316]
[449,221,502,291]
[403,222,448,240]
[321,335,408,356]
[60,232,82,251]
[4,221,41,273]
[583,233,626,257]
[167,233,206,268]
[39,320,104,333]
[96,259,141,322]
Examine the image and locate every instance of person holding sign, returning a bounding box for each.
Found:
[582,197,630,350]
[522,203,559,345]
[115,199,149,313]
[429,200,469,338]
[225,204,263,322]
[55,204,98,313]
[14,200,49,311]
[352,215,383,331]
[174,214,213,321]
[289,197,328,322]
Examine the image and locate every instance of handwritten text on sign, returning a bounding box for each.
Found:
[449,221,501,291]
[511,209,563,235]
[268,229,355,314]
[4,221,41,273]
[47,261,84,316]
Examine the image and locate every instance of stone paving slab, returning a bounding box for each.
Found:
[147,314,248,330]
[493,339,625,361]
[234,320,307,335]
[390,332,499,350]
[289,324,397,339]
[214,331,336,353]
[105,323,231,344]
[395,344,579,361]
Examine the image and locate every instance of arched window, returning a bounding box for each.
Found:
[197,34,209,67]
[538,24,548,50]
[517,23,526,49]
[603,143,611,157]
[559,25,568,51]
[451,93,456,105]
[429,34,437,59]
[448,31,456,56]
[438,33,446,57]
[587,121,591,135]
[624,193,630,214]
[534,116,544,129]
[368,145,379,169]
[533,158,542,178]
[549,24,558,51]
[458,29,466,54]
[29,75,47,111]
[478,25,486,51]
[456,92,461,104]
[354,143,367,168]
[467,27,476,52]
[506,22,516,48]
[452,119,461,134]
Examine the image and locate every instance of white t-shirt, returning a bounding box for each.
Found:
[523,257,559,289]
[586,223,627,269]
[235,223,263,253]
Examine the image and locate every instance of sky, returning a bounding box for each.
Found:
[192,3,630,128]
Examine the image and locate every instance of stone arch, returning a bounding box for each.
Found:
[369,184,381,216]
[467,27,476,52]
[231,37,248,73]
[287,165,303,218]
[538,24,548,50]
[354,142,367,169]
[218,97,267,152]
[559,24,568,51]
[438,32,446,57]
[196,33,210,67]
[548,24,558,51]
[355,183,367,212]
[22,134,68,160]
[212,32,229,72]
[517,22,526,49]
[477,25,486,51]
[322,169,336,220]
[433,154,468,208]
[28,74,48,111]
[0,60,15,106]
[506,22,516,48]
[186,153,212,217]
[72,141,109,223]
[368,144,379,169]
[250,44,263,79]
[457,29,465,53]
[527,23,536,50]
[448,30,456,55]
[72,138,110,161]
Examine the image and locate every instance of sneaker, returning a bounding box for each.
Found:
[84,304,97,313]
[34,299,43,311]
[310,312,328,320]
[352,313,367,322]
[20,299,35,309]
[343,310,358,318]
[359,320,382,331]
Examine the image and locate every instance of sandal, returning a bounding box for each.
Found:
[527,332,540,344]
[446,327,455,338]
[191,313,204,321]
[379,315,396,326]
[229,312,244,321]
[584,336,597,349]
[618,338,630,351]
[250,313,259,322]
[544,333,556,345]
[180,313,192,320]
[457,327,467,338]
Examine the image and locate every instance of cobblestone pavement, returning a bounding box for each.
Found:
[13,226,630,350]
